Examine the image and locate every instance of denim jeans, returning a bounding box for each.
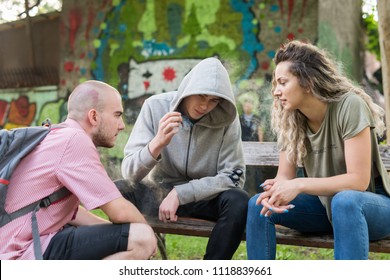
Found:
[246,178,390,260]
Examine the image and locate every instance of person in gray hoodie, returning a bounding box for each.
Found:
[119,57,249,260]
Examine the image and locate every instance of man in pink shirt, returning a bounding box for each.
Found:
[0,80,157,260]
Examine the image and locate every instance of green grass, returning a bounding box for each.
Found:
[154,235,390,260]
[153,235,332,260]
[90,209,390,260]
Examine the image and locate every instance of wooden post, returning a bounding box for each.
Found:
[377,0,390,140]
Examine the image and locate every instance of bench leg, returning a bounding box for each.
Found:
[156,233,168,260]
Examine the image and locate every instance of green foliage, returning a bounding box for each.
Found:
[363,13,380,60]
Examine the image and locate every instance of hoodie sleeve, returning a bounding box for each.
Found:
[174,116,246,205]
[121,99,160,182]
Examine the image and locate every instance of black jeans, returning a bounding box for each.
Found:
[115,180,249,260]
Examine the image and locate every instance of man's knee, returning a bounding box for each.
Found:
[222,188,249,210]
[218,189,249,222]
[128,223,157,259]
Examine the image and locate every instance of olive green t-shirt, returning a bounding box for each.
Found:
[303,92,390,222]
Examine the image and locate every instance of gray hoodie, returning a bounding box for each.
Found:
[121,57,245,205]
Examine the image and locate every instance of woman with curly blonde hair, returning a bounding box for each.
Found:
[246,40,390,260]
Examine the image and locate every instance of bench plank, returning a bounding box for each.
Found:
[243,141,390,171]
[147,216,390,254]
[242,142,280,167]
[147,217,215,238]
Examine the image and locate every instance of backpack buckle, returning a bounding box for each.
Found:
[39,196,52,208]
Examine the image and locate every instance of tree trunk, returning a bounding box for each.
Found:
[25,0,36,69]
[377,0,390,140]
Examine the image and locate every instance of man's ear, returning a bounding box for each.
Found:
[87,109,99,126]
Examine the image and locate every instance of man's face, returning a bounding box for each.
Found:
[181,94,222,121]
[93,93,125,148]
[243,102,253,115]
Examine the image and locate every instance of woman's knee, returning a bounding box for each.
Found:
[128,223,157,259]
[248,194,261,211]
[332,190,363,213]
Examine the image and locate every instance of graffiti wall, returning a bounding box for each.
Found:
[0,0,363,182]
[0,86,67,129]
[59,0,318,122]
[1,0,364,181]
[60,0,318,99]
[56,0,319,179]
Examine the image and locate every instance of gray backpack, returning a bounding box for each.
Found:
[0,123,70,259]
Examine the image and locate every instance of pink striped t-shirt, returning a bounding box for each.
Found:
[0,119,122,259]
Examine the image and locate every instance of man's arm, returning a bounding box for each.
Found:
[257,126,264,142]
[100,197,148,224]
[68,200,148,226]
[121,100,161,182]
[69,205,110,226]
[121,99,182,181]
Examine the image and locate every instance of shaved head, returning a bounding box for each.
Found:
[67,80,119,121]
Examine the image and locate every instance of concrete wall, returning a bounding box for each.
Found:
[0,13,60,72]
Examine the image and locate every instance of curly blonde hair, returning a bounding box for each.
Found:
[271,40,386,165]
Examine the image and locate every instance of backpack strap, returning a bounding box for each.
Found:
[30,187,71,260]
[0,187,71,227]
[0,186,70,259]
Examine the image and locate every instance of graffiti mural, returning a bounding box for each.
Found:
[0,87,67,129]
[0,100,9,128]
[92,0,316,86]
[127,58,202,99]
[59,0,114,96]
[59,0,317,102]
[5,96,36,130]
[56,0,318,178]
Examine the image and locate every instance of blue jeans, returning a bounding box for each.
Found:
[246,178,390,259]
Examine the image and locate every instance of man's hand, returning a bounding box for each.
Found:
[159,188,180,223]
[149,112,182,159]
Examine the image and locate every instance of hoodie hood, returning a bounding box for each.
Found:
[170,57,237,128]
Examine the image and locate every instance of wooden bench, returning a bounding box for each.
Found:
[147,141,390,259]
